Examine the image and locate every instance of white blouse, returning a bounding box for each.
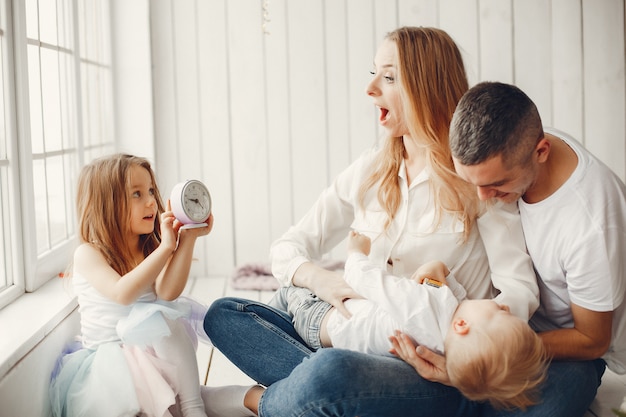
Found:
[270,147,538,319]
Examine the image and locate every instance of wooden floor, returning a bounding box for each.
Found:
[185,276,626,417]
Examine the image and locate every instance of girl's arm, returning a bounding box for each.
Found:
[74,242,175,305]
[156,213,214,300]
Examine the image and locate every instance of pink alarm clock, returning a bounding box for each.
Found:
[170,180,211,229]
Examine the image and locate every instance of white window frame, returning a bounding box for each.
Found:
[0,0,114,310]
[0,0,25,308]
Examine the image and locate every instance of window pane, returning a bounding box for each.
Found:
[0,167,11,291]
[63,153,77,237]
[33,158,49,253]
[27,45,43,154]
[0,0,16,306]
[46,155,69,246]
[84,64,101,146]
[0,41,5,160]
[59,52,76,149]
[2,0,114,299]
[40,47,62,151]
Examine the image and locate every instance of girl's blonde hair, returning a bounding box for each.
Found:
[446,317,549,410]
[76,153,165,275]
[358,27,478,240]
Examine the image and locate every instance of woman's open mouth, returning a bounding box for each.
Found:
[379,107,390,124]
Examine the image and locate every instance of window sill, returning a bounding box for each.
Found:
[0,278,77,378]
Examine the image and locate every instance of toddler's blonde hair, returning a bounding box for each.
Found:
[445,317,549,410]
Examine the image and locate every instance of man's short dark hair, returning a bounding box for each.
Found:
[449,81,543,168]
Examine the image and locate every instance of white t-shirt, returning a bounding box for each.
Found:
[326,253,465,356]
[522,128,626,374]
[270,146,538,320]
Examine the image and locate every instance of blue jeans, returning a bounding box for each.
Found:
[203,297,605,417]
[482,358,605,417]
[204,297,479,417]
[268,286,332,350]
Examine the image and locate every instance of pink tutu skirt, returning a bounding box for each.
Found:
[49,297,209,417]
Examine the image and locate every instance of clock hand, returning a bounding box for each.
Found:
[186,197,204,209]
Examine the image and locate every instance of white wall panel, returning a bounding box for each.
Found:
[440,0,480,85]
[195,0,235,275]
[478,0,514,84]
[287,1,328,221]
[346,0,379,161]
[398,0,438,27]
[582,0,625,178]
[513,0,554,125]
[373,0,399,43]
[264,0,294,243]
[111,0,154,160]
[225,0,272,267]
[151,0,178,175]
[551,0,583,141]
[325,0,352,181]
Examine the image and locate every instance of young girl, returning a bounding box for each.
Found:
[50,154,217,417]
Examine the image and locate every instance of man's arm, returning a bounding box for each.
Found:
[539,304,612,360]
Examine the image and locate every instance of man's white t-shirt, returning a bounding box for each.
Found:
[521,128,626,374]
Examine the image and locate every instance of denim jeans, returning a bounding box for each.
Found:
[204,297,479,417]
[482,358,605,417]
[268,287,332,350]
[203,297,605,417]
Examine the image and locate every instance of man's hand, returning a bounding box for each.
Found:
[389,330,452,386]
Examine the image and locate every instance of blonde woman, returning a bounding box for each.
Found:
[204,27,539,416]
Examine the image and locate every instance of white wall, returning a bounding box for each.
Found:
[111,0,155,160]
[0,308,79,417]
[149,0,625,276]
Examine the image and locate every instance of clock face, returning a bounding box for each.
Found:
[171,180,212,224]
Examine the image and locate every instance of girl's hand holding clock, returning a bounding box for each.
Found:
[159,201,179,253]
[178,212,214,239]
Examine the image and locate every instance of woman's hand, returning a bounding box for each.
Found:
[293,262,362,318]
[389,330,452,386]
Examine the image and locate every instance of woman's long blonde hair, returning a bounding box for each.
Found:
[358,27,478,240]
[76,153,165,275]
